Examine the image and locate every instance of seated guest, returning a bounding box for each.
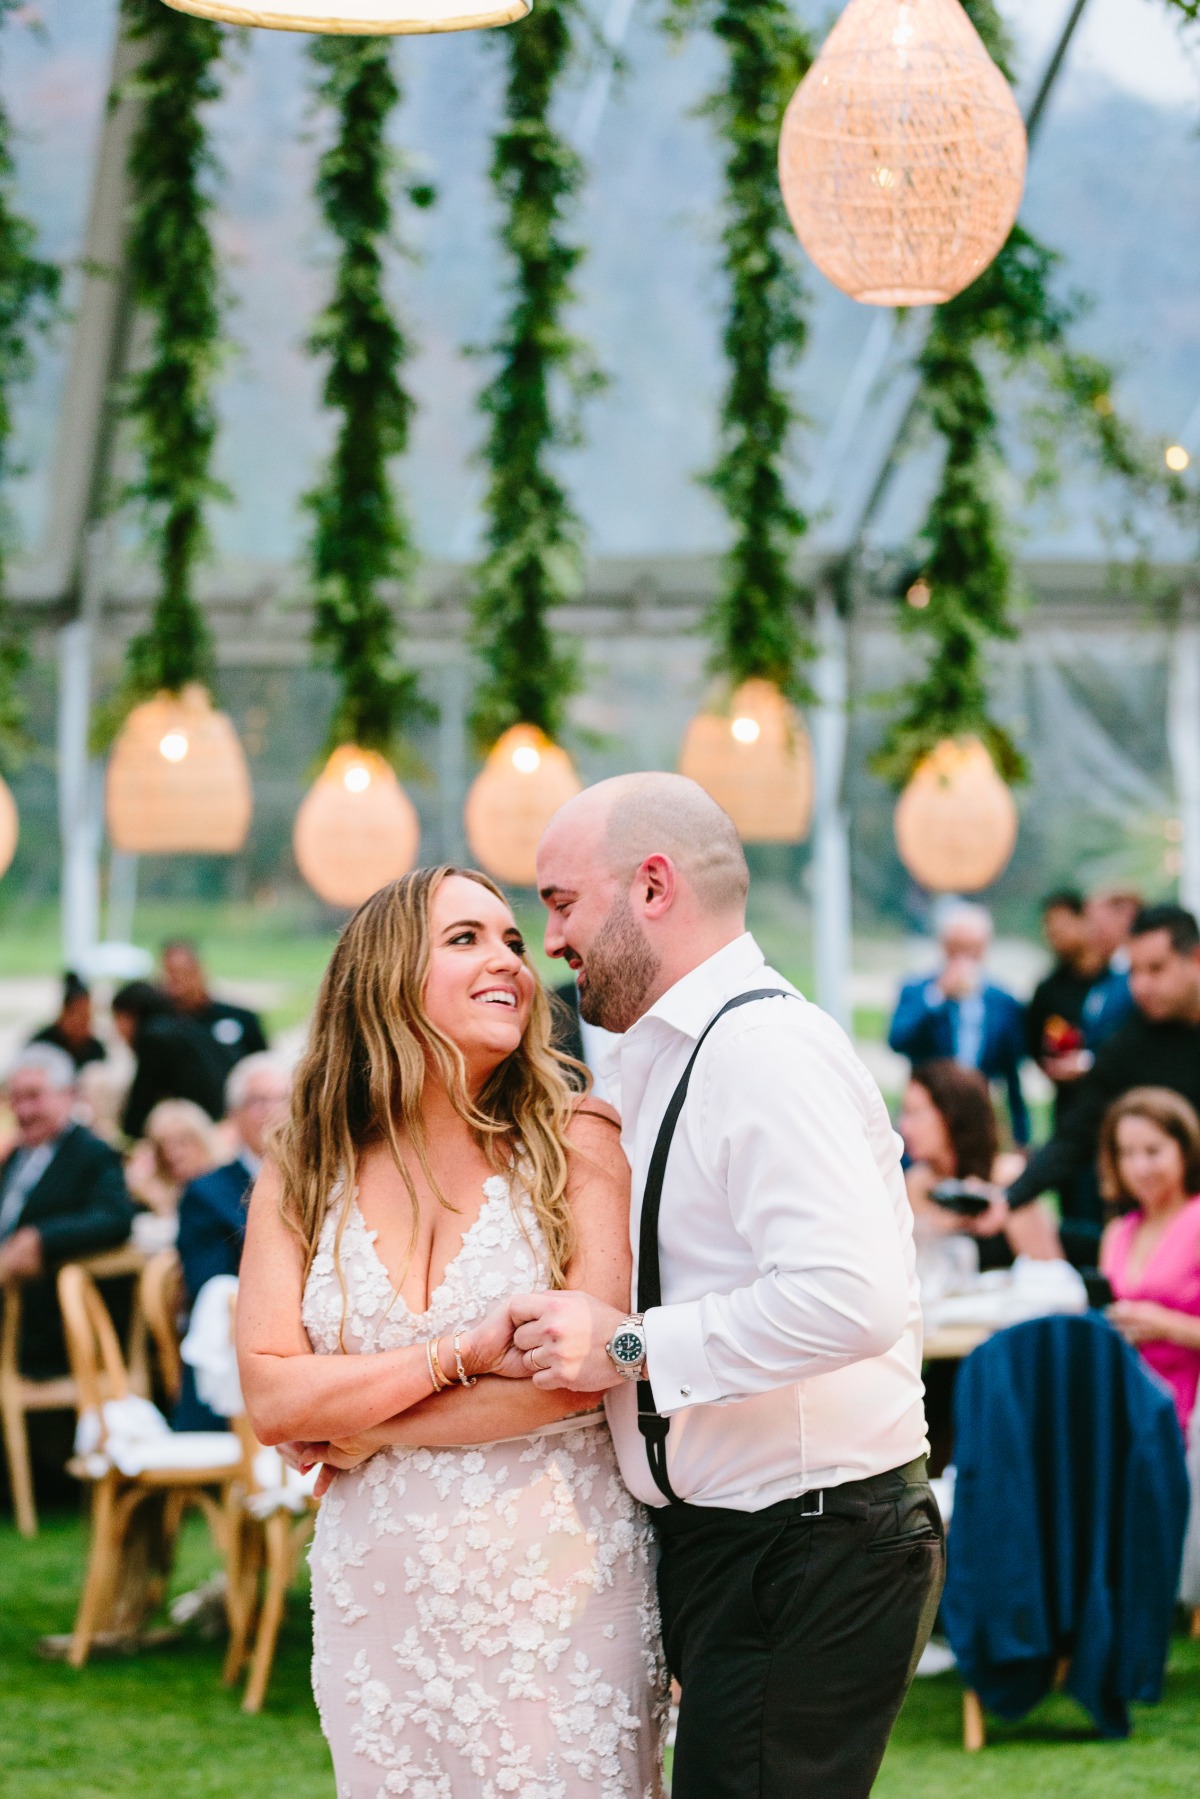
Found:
[0,1045,134,1377]
[1099,1087,1200,1436]
[161,938,267,1077]
[889,900,1030,1145]
[29,971,106,1072]
[898,1059,1060,1269]
[175,1054,292,1427]
[125,1099,220,1219]
[111,981,226,1140]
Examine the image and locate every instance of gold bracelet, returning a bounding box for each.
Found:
[425,1337,443,1394]
[429,1335,451,1392]
[452,1328,478,1388]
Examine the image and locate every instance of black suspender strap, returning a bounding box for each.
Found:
[635,987,798,1505]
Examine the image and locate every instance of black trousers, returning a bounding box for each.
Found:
[654,1458,945,1799]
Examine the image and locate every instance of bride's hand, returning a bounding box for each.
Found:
[456,1302,529,1380]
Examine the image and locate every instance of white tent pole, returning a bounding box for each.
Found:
[810,591,852,1030]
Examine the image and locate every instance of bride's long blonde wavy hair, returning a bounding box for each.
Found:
[275,867,582,1300]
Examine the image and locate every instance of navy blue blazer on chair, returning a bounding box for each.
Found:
[942,1312,1189,1739]
[888,975,1030,1144]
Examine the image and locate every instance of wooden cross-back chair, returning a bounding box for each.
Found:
[57,1263,245,1668]
[1,1244,148,1539]
[137,1248,185,1408]
[136,1264,319,1711]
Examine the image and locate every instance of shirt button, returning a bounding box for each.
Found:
[680,1385,691,1398]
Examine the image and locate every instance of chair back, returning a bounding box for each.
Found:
[57,1264,130,1433]
[139,1249,184,1404]
[0,1278,21,1392]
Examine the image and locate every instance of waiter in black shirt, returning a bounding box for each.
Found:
[1003,905,1200,1233]
[160,939,268,1076]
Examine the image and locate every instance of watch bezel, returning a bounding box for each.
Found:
[606,1317,647,1379]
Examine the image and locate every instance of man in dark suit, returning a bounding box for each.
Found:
[175,1053,292,1427]
[161,939,268,1077]
[889,900,1030,1145]
[0,1044,134,1377]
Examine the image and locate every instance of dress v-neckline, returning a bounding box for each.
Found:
[351,1176,510,1321]
[1121,1193,1200,1290]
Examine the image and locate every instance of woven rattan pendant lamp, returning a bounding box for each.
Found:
[779,0,1026,306]
[894,736,1017,892]
[106,685,253,854]
[464,725,582,887]
[0,773,17,880]
[158,0,529,32]
[679,680,813,845]
[294,746,420,908]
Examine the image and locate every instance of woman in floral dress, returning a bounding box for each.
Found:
[238,868,666,1799]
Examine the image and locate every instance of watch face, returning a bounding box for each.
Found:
[611,1330,644,1366]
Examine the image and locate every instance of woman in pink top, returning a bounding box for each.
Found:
[1099,1087,1200,1435]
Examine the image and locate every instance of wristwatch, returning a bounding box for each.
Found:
[605,1315,648,1381]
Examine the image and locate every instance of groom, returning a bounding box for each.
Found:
[512,772,943,1799]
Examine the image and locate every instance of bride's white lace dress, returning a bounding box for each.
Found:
[302,1173,667,1799]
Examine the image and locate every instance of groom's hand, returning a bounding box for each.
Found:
[510,1291,627,1392]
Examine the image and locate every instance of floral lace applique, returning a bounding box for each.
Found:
[306,1171,668,1798]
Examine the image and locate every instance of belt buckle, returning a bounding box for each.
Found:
[797,1488,824,1518]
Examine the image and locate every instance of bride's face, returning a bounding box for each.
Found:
[422,874,536,1079]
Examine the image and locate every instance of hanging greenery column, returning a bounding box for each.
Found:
[875,0,1172,893]
[669,1,817,846]
[0,1,59,878]
[463,0,592,885]
[104,0,251,856]
[293,34,431,909]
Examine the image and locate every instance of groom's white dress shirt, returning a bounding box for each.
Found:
[603,933,927,1513]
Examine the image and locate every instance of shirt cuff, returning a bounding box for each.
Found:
[643,1302,721,1415]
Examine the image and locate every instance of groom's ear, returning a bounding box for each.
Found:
[638,855,676,919]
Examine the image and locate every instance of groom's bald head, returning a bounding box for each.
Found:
[536,774,749,1030]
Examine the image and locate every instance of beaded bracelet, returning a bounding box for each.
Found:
[452,1329,478,1388]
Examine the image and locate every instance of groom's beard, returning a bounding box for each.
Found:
[576,894,660,1033]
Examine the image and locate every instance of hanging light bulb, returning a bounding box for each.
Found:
[678,679,813,845]
[778,0,1027,307]
[158,0,530,34]
[106,685,253,854]
[1166,444,1191,473]
[464,724,582,886]
[0,772,17,880]
[294,746,420,908]
[894,736,1018,893]
[159,731,189,763]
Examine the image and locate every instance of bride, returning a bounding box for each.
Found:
[237,867,666,1799]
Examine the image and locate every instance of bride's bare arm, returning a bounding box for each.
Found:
[328,1104,633,1454]
[237,1164,513,1446]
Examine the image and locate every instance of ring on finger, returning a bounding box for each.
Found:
[528,1348,548,1372]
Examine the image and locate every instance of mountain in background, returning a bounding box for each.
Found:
[3,0,1198,573]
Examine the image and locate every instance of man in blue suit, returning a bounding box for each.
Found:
[175,1053,292,1427]
[889,901,1030,1145]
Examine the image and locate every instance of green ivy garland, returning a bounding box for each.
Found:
[117,0,228,711]
[667,0,815,698]
[305,34,433,759]
[470,0,596,751]
[0,2,58,773]
[872,0,1168,788]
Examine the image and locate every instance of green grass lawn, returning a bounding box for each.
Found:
[2,1510,1197,1798]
